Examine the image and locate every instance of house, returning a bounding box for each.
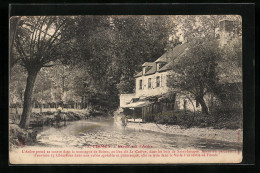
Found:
[119,19,241,121]
[120,42,199,121]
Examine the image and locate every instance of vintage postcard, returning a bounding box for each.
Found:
[9,15,243,164]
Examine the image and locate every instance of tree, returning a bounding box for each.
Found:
[10,17,23,69]
[9,64,27,109]
[71,16,174,111]
[171,15,241,44]
[218,36,242,92]
[116,75,135,94]
[111,16,174,93]
[34,69,52,112]
[44,65,75,108]
[213,36,243,109]
[12,16,74,128]
[167,39,221,115]
[166,15,242,114]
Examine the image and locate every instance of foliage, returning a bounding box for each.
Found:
[10,17,23,69]
[9,64,27,106]
[166,15,242,114]
[116,76,135,94]
[13,16,75,71]
[154,114,177,125]
[10,15,243,128]
[69,16,175,110]
[73,16,173,93]
[152,109,242,129]
[171,15,242,43]
[12,16,75,128]
[167,39,221,114]
[217,36,242,93]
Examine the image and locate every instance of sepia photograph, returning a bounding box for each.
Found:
[9,15,243,164]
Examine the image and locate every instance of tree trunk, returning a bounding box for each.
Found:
[19,70,39,129]
[40,89,43,113]
[81,96,84,109]
[40,103,42,113]
[15,103,18,114]
[172,93,176,112]
[197,96,209,115]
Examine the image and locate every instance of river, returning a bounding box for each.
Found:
[35,120,241,151]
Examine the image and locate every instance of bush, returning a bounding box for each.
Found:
[149,106,242,129]
[9,124,37,148]
[210,106,242,129]
[154,113,177,125]
[145,114,155,122]
[155,110,213,128]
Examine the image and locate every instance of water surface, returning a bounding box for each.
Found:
[37,120,241,151]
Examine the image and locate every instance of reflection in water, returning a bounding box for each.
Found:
[37,120,241,151]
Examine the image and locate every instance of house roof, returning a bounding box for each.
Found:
[134,43,190,77]
[144,63,156,76]
[121,100,152,108]
[134,71,143,78]
[155,43,190,63]
[135,39,241,86]
[158,61,173,72]
[142,62,154,67]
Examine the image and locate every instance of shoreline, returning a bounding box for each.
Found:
[125,122,243,144]
[10,111,242,149]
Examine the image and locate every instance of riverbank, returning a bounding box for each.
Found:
[9,124,38,150]
[9,110,112,148]
[125,122,242,144]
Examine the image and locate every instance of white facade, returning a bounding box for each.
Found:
[175,94,201,112]
[135,71,170,98]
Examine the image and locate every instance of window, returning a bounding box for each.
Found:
[156,76,160,87]
[157,63,160,71]
[139,80,142,90]
[157,63,166,71]
[148,78,152,89]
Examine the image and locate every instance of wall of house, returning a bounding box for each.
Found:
[176,93,219,113]
[120,93,136,107]
[135,71,170,98]
[175,94,201,112]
